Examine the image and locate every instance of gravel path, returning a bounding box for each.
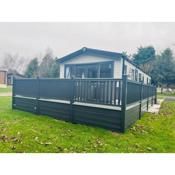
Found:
[148,99,164,114]
[164,96,175,101]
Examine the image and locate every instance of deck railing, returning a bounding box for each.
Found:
[13,77,156,107]
[74,79,122,106]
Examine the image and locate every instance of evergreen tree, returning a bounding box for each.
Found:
[132,46,156,74]
[151,48,175,87]
[48,59,59,78]
[25,58,39,78]
[38,48,54,77]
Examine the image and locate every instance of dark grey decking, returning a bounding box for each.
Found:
[12,76,156,132]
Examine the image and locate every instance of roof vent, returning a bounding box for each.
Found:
[82,47,87,52]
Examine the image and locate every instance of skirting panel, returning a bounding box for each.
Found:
[73,105,122,131]
[125,103,140,129]
[39,101,71,122]
[13,97,122,132]
[13,96,155,132]
[14,97,37,113]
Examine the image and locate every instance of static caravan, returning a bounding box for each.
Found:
[58,47,151,84]
[13,47,156,132]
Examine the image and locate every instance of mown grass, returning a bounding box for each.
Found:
[0,97,175,153]
[0,86,12,93]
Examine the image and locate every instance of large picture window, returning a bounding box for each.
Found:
[100,62,113,78]
[65,61,113,78]
[75,65,86,78]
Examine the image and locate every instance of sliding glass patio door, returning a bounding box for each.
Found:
[65,61,113,79]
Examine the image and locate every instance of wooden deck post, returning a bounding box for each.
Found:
[139,81,143,119]
[146,86,149,111]
[70,78,75,123]
[154,86,157,104]
[36,77,40,114]
[151,87,154,106]
[12,76,16,109]
[121,75,127,133]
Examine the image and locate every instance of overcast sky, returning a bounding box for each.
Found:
[0,22,175,67]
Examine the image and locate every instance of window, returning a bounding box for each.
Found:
[139,73,142,82]
[124,65,127,75]
[75,65,86,78]
[65,61,113,79]
[135,69,138,81]
[87,64,98,78]
[100,62,113,78]
[142,75,144,83]
[131,69,135,80]
[65,66,71,78]
[147,77,150,84]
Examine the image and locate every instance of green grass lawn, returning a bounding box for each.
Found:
[0,97,175,153]
[0,86,12,93]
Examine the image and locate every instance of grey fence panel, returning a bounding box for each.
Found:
[125,104,140,129]
[74,105,122,131]
[15,98,37,113]
[127,81,156,105]
[39,100,71,121]
[39,79,72,101]
[15,78,37,98]
[142,85,149,99]
[150,86,155,97]
[127,80,141,104]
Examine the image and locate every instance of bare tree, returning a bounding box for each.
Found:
[2,53,27,74]
[3,53,17,70]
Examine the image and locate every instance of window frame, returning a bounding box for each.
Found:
[64,61,114,79]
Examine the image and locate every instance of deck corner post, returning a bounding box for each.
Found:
[147,86,149,111]
[36,76,40,115]
[121,74,127,133]
[139,81,143,119]
[70,78,75,123]
[154,86,157,104]
[12,76,16,109]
